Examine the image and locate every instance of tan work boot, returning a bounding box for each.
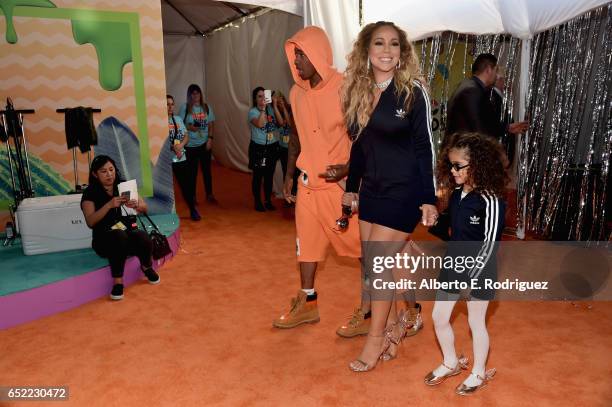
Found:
[273,290,320,328]
[403,303,424,337]
[336,308,371,338]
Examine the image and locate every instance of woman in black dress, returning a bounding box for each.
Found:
[341,21,438,371]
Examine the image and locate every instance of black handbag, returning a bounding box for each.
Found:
[138,213,172,260]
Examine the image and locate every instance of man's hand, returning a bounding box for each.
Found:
[283,177,296,203]
[318,164,349,183]
[508,121,529,134]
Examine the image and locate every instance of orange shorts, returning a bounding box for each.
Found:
[295,182,361,262]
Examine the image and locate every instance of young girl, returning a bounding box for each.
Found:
[425,132,508,395]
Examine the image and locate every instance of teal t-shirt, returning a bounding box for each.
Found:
[248,106,278,146]
[168,115,187,163]
[178,103,215,147]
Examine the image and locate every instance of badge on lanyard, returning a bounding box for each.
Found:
[111,221,127,231]
[267,132,274,142]
[282,135,289,144]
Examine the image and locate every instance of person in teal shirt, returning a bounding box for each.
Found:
[178,84,217,220]
[168,94,196,218]
[248,86,281,211]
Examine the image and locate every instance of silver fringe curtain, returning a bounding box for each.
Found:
[520,5,611,240]
[415,4,611,241]
[417,33,520,151]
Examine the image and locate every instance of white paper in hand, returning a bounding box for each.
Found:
[118,179,138,216]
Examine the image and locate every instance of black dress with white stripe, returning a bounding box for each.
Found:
[346,80,436,233]
[438,188,506,300]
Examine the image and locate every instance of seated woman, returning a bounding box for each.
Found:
[80,155,160,301]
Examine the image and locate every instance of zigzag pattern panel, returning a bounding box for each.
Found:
[0,0,167,192]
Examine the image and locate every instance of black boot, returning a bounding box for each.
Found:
[254,199,265,212]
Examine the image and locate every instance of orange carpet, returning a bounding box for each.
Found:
[1,163,611,407]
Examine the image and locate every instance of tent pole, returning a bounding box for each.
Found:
[516,38,531,240]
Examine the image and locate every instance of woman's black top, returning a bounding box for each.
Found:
[346,80,436,206]
[81,183,122,241]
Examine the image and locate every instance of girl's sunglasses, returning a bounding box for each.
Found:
[449,162,470,171]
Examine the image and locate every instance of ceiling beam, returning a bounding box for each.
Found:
[220,1,248,17]
[163,0,204,36]
[202,6,267,37]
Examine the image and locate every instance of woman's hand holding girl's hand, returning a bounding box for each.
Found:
[420,204,439,226]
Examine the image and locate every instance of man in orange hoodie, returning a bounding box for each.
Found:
[272,26,369,335]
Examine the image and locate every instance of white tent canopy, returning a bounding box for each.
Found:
[163,0,611,74]
[363,0,610,40]
[162,0,302,36]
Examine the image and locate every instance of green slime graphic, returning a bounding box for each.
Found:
[0,5,153,198]
[0,0,56,43]
[71,18,132,91]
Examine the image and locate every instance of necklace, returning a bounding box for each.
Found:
[374,77,392,89]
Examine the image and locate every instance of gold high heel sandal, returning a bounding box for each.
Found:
[348,334,389,372]
[380,319,405,361]
[455,368,496,395]
[424,355,469,385]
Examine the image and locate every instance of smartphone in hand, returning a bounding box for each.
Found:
[264,89,272,104]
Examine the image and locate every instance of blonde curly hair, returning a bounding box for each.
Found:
[341,21,424,138]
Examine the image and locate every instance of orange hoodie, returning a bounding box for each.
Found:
[285,26,350,190]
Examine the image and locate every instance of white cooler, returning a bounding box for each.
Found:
[16,194,92,255]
